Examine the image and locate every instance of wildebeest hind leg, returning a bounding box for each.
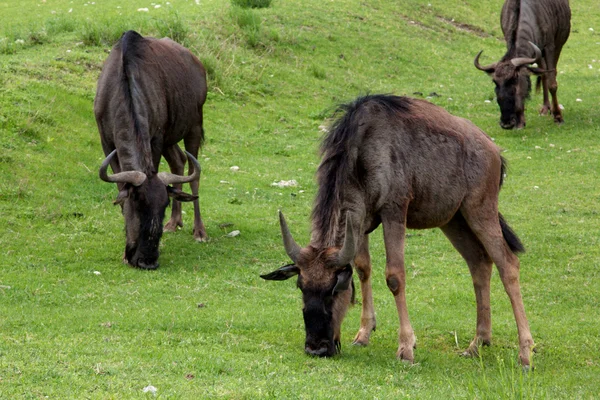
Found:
[163,145,186,232]
[352,235,376,346]
[381,208,416,362]
[461,203,534,367]
[440,212,493,357]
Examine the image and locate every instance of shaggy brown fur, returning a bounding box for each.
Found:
[475,0,571,129]
[95,30,208,269]
[263,94,534,367]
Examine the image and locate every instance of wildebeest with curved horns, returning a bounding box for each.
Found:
[261,94,535,367]
[95,30,208,270]
[475,0,570,129]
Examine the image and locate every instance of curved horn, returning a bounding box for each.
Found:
[474,50,497,72]
[279,211,301,263]
[99,149,147,186]
[157,151,201,185]
[336,214,356,267]
[511,41,542,67]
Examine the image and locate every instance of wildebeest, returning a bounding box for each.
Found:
[474,0,571,129]
[95,30,208,270]
[261,94,535,367]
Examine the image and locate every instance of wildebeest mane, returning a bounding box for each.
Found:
[119,30,154,173]
[312,94,412,245]
[502,0,521,60]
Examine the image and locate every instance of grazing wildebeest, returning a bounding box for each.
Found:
[261,94,535,367]
[95,30,208,270]
[474,0,571,129]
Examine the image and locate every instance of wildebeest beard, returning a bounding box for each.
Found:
[496,69,531,129]
[299,274,354,357]
[124,183,168,269]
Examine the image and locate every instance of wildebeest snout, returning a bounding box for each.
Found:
[305,340,335,357]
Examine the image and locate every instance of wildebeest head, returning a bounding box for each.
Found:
[261,212,355,357]
[99,150,200,270]
[475,42,544,129]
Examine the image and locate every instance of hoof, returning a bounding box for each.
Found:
[396,346,415,363]
[164,221,182,232]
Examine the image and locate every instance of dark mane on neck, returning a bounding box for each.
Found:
[311,94,412,246]
[119,30,154,173]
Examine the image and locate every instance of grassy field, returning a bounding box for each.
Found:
[1,0,599,398]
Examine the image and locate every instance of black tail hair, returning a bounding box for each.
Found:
[498,156,525,254]
[499,213,525,254]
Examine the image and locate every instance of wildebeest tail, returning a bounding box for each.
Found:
[499,213,525,254]
[498,156,525,254]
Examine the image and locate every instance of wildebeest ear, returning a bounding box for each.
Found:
[260,263,300,281]
[167,186,198,202]
[333,266,353,294]
[113,188,129,205]
[527,66,551,76]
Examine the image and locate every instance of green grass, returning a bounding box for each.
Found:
[1,0,599,398]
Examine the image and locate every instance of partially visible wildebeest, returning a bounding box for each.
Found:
[475,0,571,129]
[95,30,208,270]
[261,94,535,367]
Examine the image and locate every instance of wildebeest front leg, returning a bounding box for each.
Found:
[382,210,416,362]
[352,235,376,346]
[548,69,563,124]
[163,145,186,232]
[441,212,493,357]
[538,58,552,116]
[184,127,207,242]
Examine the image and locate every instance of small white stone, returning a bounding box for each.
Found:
[93,271,101,275]
[534,186,539,190]
[227,230,240,237]
[549,144,555,148]
[154,4,161,8]
[230,166,240,172]
[589,27,594,31]
[137,7,149,12]
[142,385,157,395]
[559,104,565,110]
[576,98,582,102]
[484,100,491,103]
[271,180,298,188]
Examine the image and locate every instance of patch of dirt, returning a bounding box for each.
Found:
[436,16,491,38]
[397,14,436,33]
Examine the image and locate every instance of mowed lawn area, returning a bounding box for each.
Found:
[0,0,599,398]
